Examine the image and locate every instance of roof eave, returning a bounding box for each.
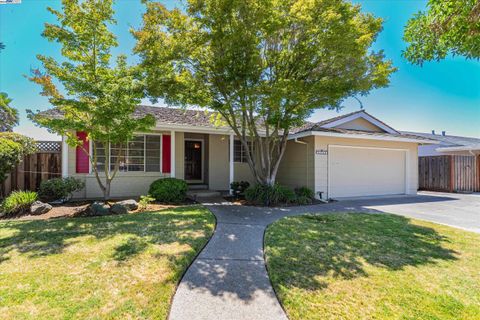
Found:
[289,130,440,144]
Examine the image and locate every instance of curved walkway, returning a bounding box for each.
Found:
[169,193,480,320]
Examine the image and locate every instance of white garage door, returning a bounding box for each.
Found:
[329,146,406,198]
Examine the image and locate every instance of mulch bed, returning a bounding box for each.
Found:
[223,196,325,207]
[2,199,198,221]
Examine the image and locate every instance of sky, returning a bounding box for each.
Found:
[0,0,479,141]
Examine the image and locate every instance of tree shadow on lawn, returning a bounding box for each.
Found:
[265,213,458,291]
[0,206,213,266]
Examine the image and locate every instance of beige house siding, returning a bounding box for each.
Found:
[174,131,185,180]
[335,118,385,132]
[277,136,315,190]
[208,134,230,190]
[234,163,256,185]
[313,136,418,199]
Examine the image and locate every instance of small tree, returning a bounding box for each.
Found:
[29,0,155,199]
[404,0,480,65]
[134,0,395,186]
[0,93,19,132]
[0,133,37,197]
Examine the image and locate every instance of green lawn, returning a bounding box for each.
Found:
[265,213,480,320]
[0,206,215,320]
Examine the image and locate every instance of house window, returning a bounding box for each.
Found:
[234,140,252,163]
[94,135,162,172]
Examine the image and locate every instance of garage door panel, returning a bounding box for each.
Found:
[329,146,406,198]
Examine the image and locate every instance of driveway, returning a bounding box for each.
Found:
[342,191,480,234]
[169,192,479,320]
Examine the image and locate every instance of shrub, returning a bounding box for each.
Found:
[245,183,296,206]
[295,187,315,199]
[148,178,188,203]
[138,194,155,211]
[230,181,250,197]
[0,132,36,184]
[1,191,38,216]
[295,195,313,205]
[38,177,85,202]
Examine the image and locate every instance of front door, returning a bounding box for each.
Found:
[185,140,202,181]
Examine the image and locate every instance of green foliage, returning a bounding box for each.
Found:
[404,0,480,64]
[295,195,312,205]
[149,178,188,204]
[27,0,155,199]
[245,184,296,206]
[138,194,155,211]
[294,187,315,200]
[1,191,38,216]
[230,181,250,197]
[38,177,85,202]
[0,133,37,183]
[0,93,19,132]
[134,0,395,185]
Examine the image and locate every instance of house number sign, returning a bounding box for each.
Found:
[316,149,328,155]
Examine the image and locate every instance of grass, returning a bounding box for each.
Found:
[264,213,480,320]
[0,205,215,320]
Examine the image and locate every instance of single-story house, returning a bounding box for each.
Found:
[403,131,480,193]
[50,106,436,199]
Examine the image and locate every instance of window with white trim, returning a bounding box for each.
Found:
[233,140,252,163]
[94,135,162,172]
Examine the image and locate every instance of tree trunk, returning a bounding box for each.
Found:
[103,179,111,201]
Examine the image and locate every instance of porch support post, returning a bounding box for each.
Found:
[61,135,68,178]
[229,134,234,194]
[171,130,176,178]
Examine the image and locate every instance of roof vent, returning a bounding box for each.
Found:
[442,131,446,136]
[432,130,435,135]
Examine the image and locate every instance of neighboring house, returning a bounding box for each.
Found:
[402,131,480,157]
[403,131,480,193]
[46,107,435,199]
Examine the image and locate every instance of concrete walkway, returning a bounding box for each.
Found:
[169,193,480,320]
[169,199,290,320]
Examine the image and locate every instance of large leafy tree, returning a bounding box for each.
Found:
[404,0,480,65]
[29,0,155,199]
[134,0,395,186]
[0,93,19,132]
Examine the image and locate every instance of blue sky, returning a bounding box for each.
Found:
[1,0,479,140]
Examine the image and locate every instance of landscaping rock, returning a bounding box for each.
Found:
[30,201,53,215]
[110,203,128,215]
[88,202,111,216]
[116,199,138,211]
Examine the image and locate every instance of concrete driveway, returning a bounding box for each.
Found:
[344,191,480,234]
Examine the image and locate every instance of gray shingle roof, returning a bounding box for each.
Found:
[38,105,434,142]
[401,131,480,147]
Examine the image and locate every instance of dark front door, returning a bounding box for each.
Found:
[185,140,202,180]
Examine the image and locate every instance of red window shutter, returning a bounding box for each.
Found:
[76,131,90,174]
[162,135,171,173]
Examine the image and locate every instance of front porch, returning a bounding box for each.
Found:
[170,131,255,194]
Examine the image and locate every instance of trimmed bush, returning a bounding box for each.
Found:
[294,187,315,199]
[148,178,188,204]
[1,191,38,216]
[245,183,296,206]
[38,177,85,202]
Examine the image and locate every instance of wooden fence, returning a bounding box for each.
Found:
[1,141,62,197]
[419,155,480,193]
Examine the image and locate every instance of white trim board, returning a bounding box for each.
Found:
[290,130,438,144]
[321,111,399,134]
[327,144,410,198]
